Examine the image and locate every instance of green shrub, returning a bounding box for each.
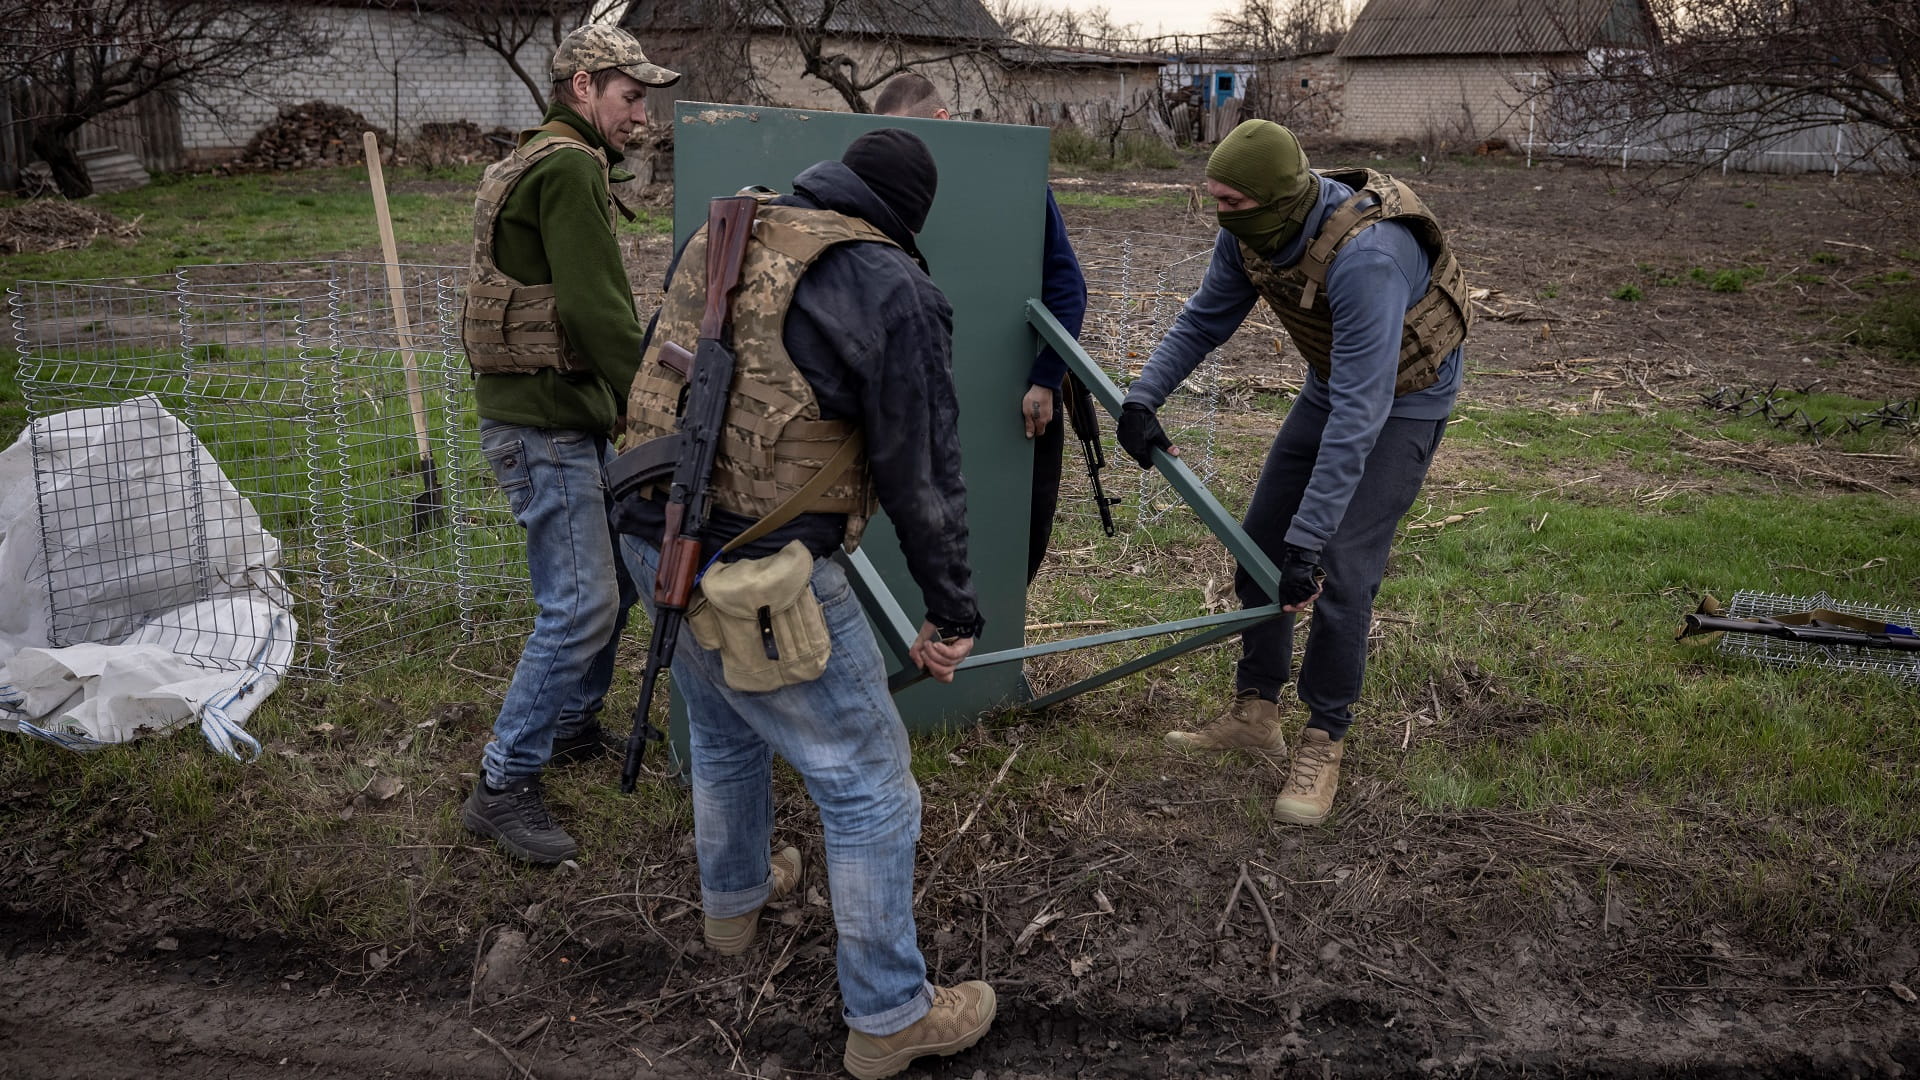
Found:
[1611,284,1644,301]
[1048,126,1181,170]
[1853,284,1920,364]
[1810,251,1843,265]
[1049,125,1102,166]
[1709,267,1764,292]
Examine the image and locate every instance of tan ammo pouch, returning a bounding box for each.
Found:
[683,435,862,692]
[687,539,830,692]
[463,282,587,374]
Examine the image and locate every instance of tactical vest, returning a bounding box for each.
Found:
[1238,168,1471,396]
[625,204,890,550]
[461,122,614,375]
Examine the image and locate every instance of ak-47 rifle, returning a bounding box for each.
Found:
[1676,594,1920,653]
[1061,372,1120,536]
[612,195,760,794]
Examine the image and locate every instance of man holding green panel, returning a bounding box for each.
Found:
[874,73,1090,583]
[616,128,995,1079]
[1118,119,1470,825]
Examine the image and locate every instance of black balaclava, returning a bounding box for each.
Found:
[840,128,938,236]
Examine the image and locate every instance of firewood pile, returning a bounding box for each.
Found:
[235,102,390,171]
[0,201,141,254]
[407,121,515,167]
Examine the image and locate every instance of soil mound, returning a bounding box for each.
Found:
[0,200,141,254]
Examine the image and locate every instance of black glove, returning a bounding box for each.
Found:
[1116,403,1171,469]
[1276,542,1325,607]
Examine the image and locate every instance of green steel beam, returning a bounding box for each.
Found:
[886,602,1287,696]
[1025,299,1282,604]
[1021,615,1267,712]
[836,547,918,667]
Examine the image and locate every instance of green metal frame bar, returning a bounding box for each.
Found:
[1028,299,1282,601]
[838,297,1292,711]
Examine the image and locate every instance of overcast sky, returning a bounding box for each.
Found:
[1045,0,1224,37]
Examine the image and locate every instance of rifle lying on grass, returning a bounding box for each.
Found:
[1676,594,1920,653]
[610,194,759,794]
[1062,373,1119,536]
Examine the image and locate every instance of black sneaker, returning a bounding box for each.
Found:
[462,779,578,864]
[549,721,614,766]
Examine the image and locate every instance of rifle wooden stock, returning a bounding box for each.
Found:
[699,198,757,341]
[654,510,702,608]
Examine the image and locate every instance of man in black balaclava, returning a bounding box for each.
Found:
[614,128,994,1080]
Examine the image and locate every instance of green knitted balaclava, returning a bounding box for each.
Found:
[1207,120,1319,257]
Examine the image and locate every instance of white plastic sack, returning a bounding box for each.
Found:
[0,396,297,761]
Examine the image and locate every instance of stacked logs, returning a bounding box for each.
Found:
[236,102,390,171]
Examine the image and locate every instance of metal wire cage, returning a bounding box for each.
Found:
[1717,590,1920,685]
[10,262,534,681]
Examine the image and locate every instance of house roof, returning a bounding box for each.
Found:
[625,0,1005,44]
[1335,0,1659,59]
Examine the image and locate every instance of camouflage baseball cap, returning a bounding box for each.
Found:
[551,25,681,87]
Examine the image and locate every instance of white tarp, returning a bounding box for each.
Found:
[0,396,296,760]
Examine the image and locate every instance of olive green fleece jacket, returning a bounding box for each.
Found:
[472,103,643,433]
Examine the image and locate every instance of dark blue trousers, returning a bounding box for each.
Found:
[1233,398,1447,740]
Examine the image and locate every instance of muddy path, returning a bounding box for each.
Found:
[6,901,1918,1079]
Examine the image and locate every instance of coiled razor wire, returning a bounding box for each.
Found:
[1718,590,1920,685]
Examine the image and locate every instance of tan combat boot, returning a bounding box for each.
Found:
[1272,727,1344,825]
[1164,690,1288,753]
[703,845,803,955]
[843,981,997,1080]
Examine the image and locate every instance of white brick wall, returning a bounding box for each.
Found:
[178,6,557,158]
[1338,57,1551,144]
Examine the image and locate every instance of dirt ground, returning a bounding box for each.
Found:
[5,152,1920,1079]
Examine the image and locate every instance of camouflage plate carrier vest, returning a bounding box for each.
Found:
[461,121,613,374]
[625,203,892,550]
[1238,168,1471,396]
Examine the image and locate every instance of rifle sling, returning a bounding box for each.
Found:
[718,435,863,556]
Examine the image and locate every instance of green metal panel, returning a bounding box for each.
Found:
[651,102,1295,769]
[668,102,1049,732]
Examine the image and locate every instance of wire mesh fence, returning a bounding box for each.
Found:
[12,236,1246,691]
[1027,226,1249,702]
[10,262,534,681]
[1717,591,1920,686]
[1064,226,1222,526]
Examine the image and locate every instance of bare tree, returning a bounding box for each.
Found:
[1533,0,1918,176]
[15,1,329,197]
[400,0,599,113]
[1210,0,1348,57]
[744,0,1007,113]
[989,0,1141,51]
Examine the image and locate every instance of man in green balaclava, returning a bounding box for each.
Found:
[1205,120,1320,258]
[1115,119,1472,826]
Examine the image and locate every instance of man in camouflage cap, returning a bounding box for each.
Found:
[456,24,678,864]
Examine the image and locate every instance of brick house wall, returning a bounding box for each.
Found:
[1249,54,1345,137]
[178,6,556,163]
[1337,56,1563,145]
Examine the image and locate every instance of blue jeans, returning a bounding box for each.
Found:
[480,420,635,787]
[621,536,934,1036]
